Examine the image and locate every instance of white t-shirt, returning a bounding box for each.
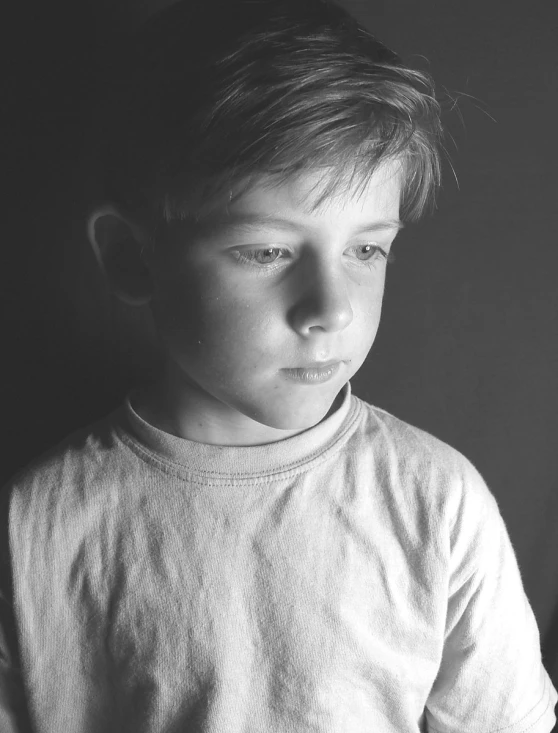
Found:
[1,381,556,732]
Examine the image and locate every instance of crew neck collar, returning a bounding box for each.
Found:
[117,382,360,482]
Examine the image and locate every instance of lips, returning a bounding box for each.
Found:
[291,360,343,369]
[281,361,343,384]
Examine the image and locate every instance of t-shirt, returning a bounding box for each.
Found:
[0,381,556,733]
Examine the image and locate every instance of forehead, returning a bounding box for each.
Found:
[163,160,404,249]
[223,160,403,230]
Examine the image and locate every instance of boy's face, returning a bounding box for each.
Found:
[147,161,402,443]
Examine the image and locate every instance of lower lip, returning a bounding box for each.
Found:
[281,362,342,384]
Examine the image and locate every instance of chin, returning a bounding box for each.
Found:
[246,392,339,431]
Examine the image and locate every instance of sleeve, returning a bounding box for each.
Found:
[425,461,558,733]
[0,484,34,733]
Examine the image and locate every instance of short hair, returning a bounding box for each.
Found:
[91,0,443,237]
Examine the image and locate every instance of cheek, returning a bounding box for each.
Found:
[152,261,223,331]
[354,275,385,322]
[152,269,277,361]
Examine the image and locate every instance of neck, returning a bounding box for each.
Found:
[131,366,343,447]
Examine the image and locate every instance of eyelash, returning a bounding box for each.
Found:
[232,244,395,272]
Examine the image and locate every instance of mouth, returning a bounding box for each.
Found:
[281,361,343,384]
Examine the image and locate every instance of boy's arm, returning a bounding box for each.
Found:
[424,466,557,733]
[0,485,34,733]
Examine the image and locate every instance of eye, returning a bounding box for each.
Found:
[352,244,395,264]
[245,247,283,264]
[232,247,289,267]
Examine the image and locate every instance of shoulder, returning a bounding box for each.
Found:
[349,395,498,523]
[1,405,129,516]
[352,394,475,471]
[348,397,510,583]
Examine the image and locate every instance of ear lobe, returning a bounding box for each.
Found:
[86,204,154,306]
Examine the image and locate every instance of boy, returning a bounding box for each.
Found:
[1,0,556,731]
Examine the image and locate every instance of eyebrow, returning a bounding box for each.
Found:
[203,213,405,236]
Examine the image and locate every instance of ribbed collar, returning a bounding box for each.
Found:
[116,382,360,482]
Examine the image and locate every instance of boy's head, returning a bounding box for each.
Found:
[87,0,443,444]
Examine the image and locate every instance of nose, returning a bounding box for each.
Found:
[288,258,354,335]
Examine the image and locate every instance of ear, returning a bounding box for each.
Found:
[87,204,154,306]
